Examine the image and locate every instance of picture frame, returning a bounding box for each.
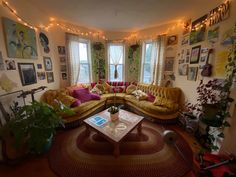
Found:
[178,64,188,76]
[164,57,174,72]
[167,35,178,46]
[43,57,52,71]
[2,17,38,59]
[190,45,201,64]
[18,63,37,86]
[190,15,207,45]
[187,67,198,81]
[46,72,54,83]
[58,46,66,55]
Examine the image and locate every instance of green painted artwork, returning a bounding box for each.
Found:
[127,44,141,82]
[2,17,38,59]
[91,42,106,82]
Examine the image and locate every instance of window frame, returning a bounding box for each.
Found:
[140,40,157,84]
[107,43,125,82]
[77,38,92,83]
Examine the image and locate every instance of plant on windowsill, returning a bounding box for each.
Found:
[0,100,75,157]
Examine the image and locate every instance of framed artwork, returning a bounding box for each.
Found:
[58,46,66,55]
[208,26,219,43]
[60,65,67,72]
[37,72,46,80]
[37,64,43,69]
[39,32,50,54]
[43,57,52,71]
[62,73,67,80]
[190,15,207,45]
[5,59,16,70]
[187,67,198,81]
[167,35,178,46]
[2,17,38,59]
[18,63,37,86]
[181,35,189,45]
[190,45,201,64]
[164,57,174,71]
[46,72,54,83]
[178,64,188,76]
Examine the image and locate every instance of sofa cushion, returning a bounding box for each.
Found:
[147,92,155,102]
[71,98,106,115]
[126,84,137,94]
[153,96,179,110]
[101,93,126,100]
[73,88,101,103]
[110,86,126,93]
[57,93,78,108]
[101,82,111,93]
[125,95,177,114]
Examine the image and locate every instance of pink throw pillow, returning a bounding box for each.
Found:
[71,99,82,108]
[147,92,155,102]
[72,88,100,103]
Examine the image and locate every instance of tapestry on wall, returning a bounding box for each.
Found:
[127,43,141,82]
[91,42,106,82]
[2,17,38,59]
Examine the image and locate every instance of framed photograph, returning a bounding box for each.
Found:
[60,65,67,72]
[43,57,52,71]
[181,35,189,45]
[2,17,38,59]
[58,46,66,55]
[164,57,174,72]
[178,64,188,76]
[37,72,46,80]
[190,15,207,45]
[61,73,67,80]
[60,56,66,63]
[190,45,201,64]
[187,67,198,81]
[5,59,16,70]
[18,63,37,86]
[37,64,42,69]
[39,32,50,54]
[167,35,178,46]
[208,26,219,43]
[46,72,54,83]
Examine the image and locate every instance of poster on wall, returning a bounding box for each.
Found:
[190,15,207,45]
[2,17,38,59]
[39,32,50,54]
[214,51,228,77]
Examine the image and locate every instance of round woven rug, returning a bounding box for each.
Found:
[49,121,193,177]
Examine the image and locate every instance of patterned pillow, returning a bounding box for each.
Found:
[132,90,148,100]
[110,86,126,93]
[126,84,137,94]
[57,93,78,107]
[90,86,103,95]
[101,82,111,93]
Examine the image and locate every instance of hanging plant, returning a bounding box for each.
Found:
[93,42,104,51]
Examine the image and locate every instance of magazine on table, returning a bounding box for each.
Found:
[89,116,108,126]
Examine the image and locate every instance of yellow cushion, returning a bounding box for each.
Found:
[153,96,178,110]
[102,82,111,93]
[57,93,77,107]
[126,84,137,94]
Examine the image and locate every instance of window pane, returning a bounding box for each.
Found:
[79,43,88,63]
[79,64,90,83]
[109,64,123,81]
[109,45,123,64]
[143,64,151,83]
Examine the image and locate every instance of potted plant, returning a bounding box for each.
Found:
[108,105,120,122]
[0,100,74,156]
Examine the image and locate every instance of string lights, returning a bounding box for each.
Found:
[0,0,231,42]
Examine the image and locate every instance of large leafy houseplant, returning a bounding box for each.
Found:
[0,100,74,154]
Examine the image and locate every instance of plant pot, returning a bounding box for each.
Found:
[110,112,119,122]
[208,126,223,153]
[42,134,53,153]
[202,103,221,126]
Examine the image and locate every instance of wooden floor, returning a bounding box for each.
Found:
[0,124,201,177]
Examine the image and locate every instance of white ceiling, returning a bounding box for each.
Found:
[25,0,222,32]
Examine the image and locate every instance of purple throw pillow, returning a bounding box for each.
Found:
[71,99,82,108]
[147,92,155,102]
[73,88,100,103]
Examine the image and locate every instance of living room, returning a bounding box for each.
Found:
[0,0,236,176]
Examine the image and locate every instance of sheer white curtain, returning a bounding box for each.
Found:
[154,35,166,86]
[66,33,81,85]
[109,44,123,79]
[150,42,158,84]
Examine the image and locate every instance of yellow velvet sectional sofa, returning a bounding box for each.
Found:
[41,83,182,128]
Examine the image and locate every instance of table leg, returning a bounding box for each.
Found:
[113,143,120,158]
